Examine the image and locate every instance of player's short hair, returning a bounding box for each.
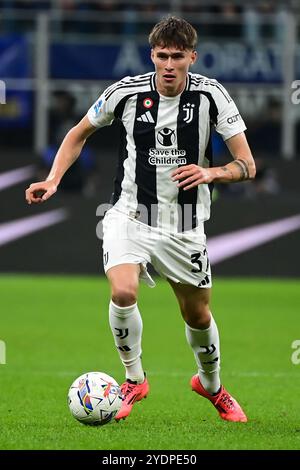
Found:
[149,16,197,51]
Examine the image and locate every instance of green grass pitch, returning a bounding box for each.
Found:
[0,275,299,450]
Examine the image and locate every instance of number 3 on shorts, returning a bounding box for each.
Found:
[191,250,209,274]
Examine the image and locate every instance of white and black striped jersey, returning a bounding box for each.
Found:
[87,72,246,233]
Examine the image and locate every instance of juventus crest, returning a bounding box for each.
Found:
[183,103,195,124]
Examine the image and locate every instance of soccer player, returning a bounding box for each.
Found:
[26,17,255,423]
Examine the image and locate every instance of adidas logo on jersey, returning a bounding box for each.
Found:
[137,111,154,123]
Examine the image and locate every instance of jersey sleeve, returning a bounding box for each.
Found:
[212,81,247,141]
[87,80,124,128]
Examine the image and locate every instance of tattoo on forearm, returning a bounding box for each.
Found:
[232,159,250,181]
[221,166,234,180]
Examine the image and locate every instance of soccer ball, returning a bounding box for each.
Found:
[67,371,122,426]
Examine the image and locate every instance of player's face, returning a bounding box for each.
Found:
[151,46,197,97]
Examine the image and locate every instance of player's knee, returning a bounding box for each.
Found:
[111,285,138,307]
[181,301,211,329]
[186,315,211,330]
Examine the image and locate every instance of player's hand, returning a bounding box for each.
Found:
[171,164,214,190]
[25,180,57,204]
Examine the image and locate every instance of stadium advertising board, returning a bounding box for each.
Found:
[0,35,31,127]
[50,40,298,83]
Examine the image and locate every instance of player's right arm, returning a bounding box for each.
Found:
[26,77,128,204]
[25,115,97,204]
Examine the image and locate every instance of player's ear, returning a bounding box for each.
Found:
[151,49,155,64]
[191,50,197,65]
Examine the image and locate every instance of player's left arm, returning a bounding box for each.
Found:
[172,132,256,190]
[213,131,256,183]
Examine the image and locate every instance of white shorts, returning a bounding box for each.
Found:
[102,208,212,289]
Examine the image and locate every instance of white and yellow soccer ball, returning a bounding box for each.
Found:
[67,371,122,425]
